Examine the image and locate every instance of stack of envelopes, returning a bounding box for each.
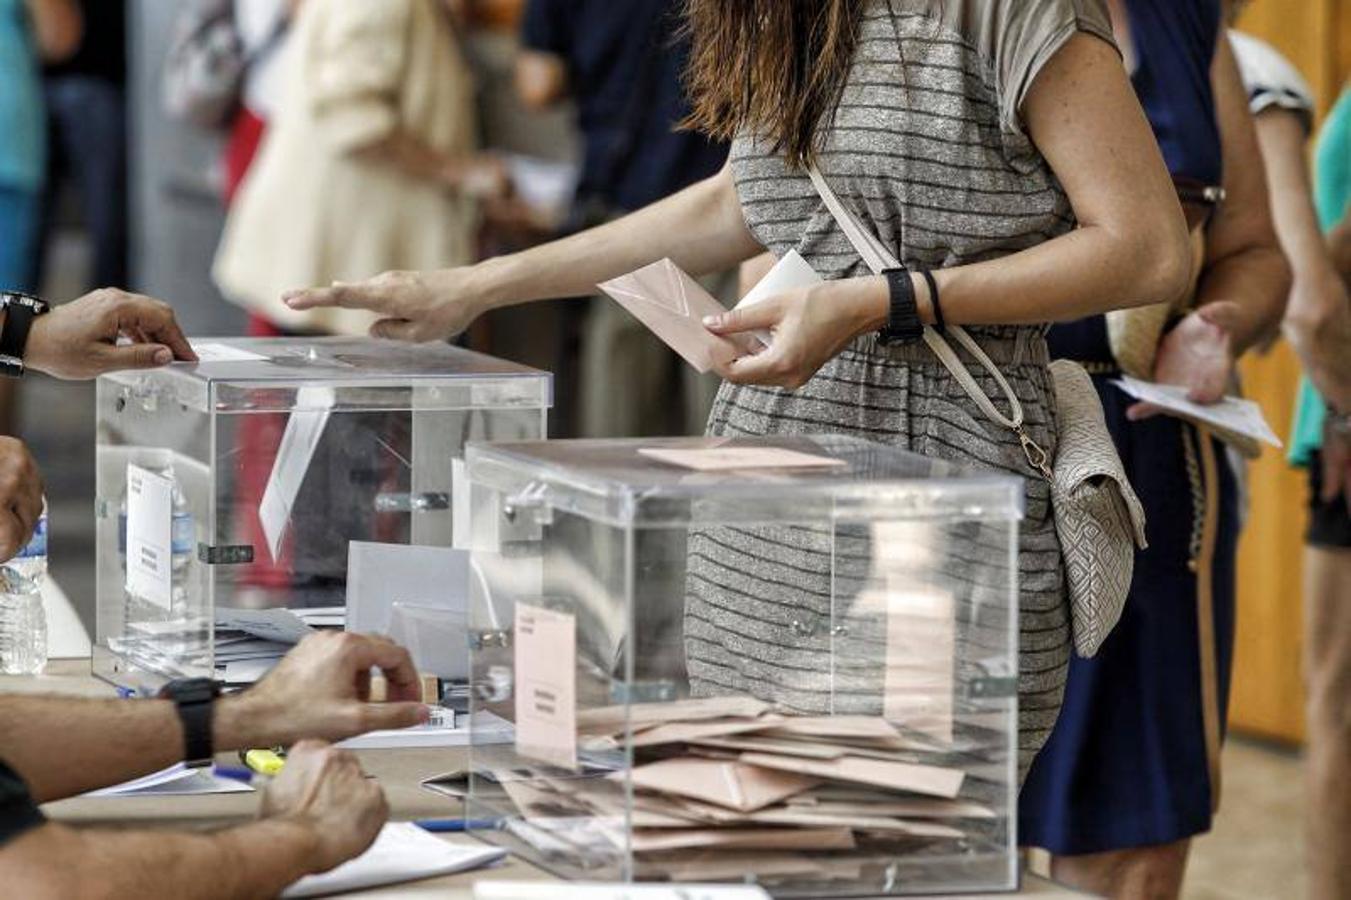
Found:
[494,696,998,881]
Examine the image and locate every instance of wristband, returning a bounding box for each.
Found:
[879,268,923,345]
[0,292,50,379]
[159,678,222,768]
[918,268,944,333]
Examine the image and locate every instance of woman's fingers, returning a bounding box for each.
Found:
[703,297,782,335]
[285,282,383,313]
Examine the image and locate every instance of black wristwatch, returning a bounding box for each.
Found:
[878,268,924,345]
[159,678,223,768]
[0,291,50,378]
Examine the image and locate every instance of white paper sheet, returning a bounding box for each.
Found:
[336,711,514,750]
[638,447,847,472]
[475,885,771,900]
[190,342,269,363]
[514,604,577,770]
[259,386,336,561]
[125,464,174,611]
[345,542,470,636]
[215,607,315,644]
[1113,377,1282,448]
[85,763,253,797]
[733,249,824,348]
[282,823,506,899]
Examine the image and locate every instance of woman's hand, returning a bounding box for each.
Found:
[703,278,885,390]
[1127,301,1240,421]
[1284,274,1351,414]
[283,269,489,342]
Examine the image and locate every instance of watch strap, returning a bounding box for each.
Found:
[879,268,923,345]
[159,678,221,768]
[0,292,49,378]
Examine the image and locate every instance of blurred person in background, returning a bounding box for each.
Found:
[1019,2,1290,897]
[0,0,80,434]
[212,0,504,337]
[515,0,728,438]
[38,0,128,292]
[1250,54,1351,900]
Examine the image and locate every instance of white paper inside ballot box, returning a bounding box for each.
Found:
[875,587,957,746]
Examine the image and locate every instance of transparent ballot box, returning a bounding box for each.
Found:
[93,337,550,691]
[464,436,1022,896]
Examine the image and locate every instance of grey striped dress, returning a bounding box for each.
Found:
[684,0,1117,774]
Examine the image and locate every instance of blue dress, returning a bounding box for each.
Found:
[1020,0,1241,854]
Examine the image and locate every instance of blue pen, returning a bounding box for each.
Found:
[414,818,502,833]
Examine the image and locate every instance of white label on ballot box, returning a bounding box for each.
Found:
[125,464,174,610]
[514,603,577,770]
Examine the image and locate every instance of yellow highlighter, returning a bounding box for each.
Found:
[242,748,286,777]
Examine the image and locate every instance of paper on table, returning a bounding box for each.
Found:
[1113,377,1282,450]
[282,823,506,899]
[125,464,174,611]
[475,884,773,900]
[220,657,282,685]
[598,259,754,373]
[215,607,315,644]
[338,710,513,750]
[259,386,335,562]
[189,342,269,363]
[738,752,965,799]
[514,604,578,769]
[625,757,820,812]
[733,249,824,348]
[85,763,253,797]
[638,447,849,472]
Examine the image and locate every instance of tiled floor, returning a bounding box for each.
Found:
[1186,738,1307,900]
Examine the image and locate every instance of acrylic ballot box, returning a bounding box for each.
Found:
[463,436,1022,897]
[92,337,550,692]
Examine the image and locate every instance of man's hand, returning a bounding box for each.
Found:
[1128,301,1240,421]
[0,437,43,562]
[24,289,197,380]
[216,632,429,750]
[259,741,388,874]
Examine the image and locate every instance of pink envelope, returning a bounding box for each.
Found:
[598,259,759,373]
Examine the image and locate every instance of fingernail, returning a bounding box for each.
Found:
[703,315,721,328]
[154,348,172,365]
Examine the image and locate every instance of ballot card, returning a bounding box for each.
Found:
[733,249,824,348]
[637,447,848,472]
[189,342,269,363]
[258,386,335,561]
[125,464,174,611]
[514,603,578,769]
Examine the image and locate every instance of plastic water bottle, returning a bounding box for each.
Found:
[11,500,47,584]
[0,566,47,675]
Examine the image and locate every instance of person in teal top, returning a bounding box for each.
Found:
[0,0,49,293]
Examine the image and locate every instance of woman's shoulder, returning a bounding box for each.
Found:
[897,0,1113,57]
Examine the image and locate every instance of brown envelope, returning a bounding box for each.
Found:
[640,851,866,884]
[631,715,788,748]
[631,826,856,853]
[598,259,757,373]
[738,752,965,799]
[745,808,965,839]
[576,695,773,735]
[747,715,904,741]
[626,757,820,812]
[785,796,997,820]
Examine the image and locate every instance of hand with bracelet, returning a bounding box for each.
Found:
[1,288,197,381]
[703,270,938,390]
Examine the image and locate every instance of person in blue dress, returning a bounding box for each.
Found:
[1020,1,1291,897]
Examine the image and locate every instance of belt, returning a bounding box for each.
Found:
[859,329,1050,367]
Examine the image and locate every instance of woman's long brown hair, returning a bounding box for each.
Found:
[682,0,868,168]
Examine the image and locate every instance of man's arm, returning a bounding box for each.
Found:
[0,742,386,900]
[0,632,426,802]
[22,0,81,63]
[1194,31,1292,352]
[515,49,569,110]
[1252,106,1351,410]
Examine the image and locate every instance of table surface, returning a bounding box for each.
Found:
[2,661,1091,899]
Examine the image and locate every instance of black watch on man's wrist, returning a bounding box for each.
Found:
[0,291,50,379]
[158,678,223,768]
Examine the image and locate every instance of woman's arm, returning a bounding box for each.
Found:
[284,164,765,340]
[23,0,82,63]
[707,32,1192,387]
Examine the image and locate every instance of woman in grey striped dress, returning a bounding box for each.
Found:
[288,0,1192,769]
